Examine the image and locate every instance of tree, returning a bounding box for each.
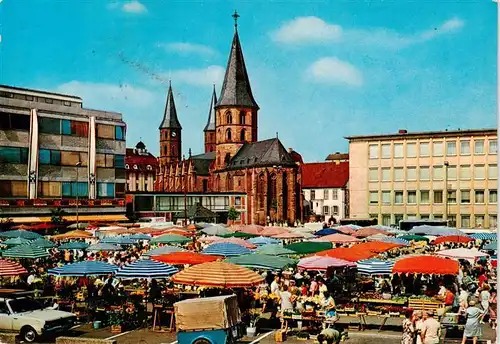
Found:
[0,218,13,232]
[50,207,66,225]
[227,207,240,221]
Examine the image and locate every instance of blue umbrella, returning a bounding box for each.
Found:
[48,261,118,277]
[378,237,411,246]
[482,241,498,251]
[248,236,280,246]
[58,242,89,250]
[314,228,341,237]
[87,243,122,252]
[101,236,137,245]
[202,242,251,257]
[470,233,497,241]
[356,259,395,276]
[409,226,466,237]
[115,259,178,279]
[142,246,186,257]
[0,230,42,240]
[128,234,151,241]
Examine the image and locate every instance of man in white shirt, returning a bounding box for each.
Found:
[271,276,280,295]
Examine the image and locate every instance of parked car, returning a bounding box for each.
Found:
[0,295,77,342]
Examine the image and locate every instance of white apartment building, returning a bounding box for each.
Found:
[302,161,349,222]
[347,129,497,228]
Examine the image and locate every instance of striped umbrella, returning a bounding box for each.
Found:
[2,244,49,259]
[29,238,56,249]
[151,234,190,245]
[378,237,410,246]
[57,241,89,250]
[51,230,93,240]
[48,261,118,277]
[101,236,137,245]
[356,259,395,276]
[202,242,251,257]
[87,243,122,252]
[255,244,295,256]
[0,230,42,240]
[469,233,497,241]
[172,261,264,287]
[298,256,354,271]
[142,246,186,257]
[248,236,280,246]
[115,259,178,279]
[3,237,31,246]
[482,241,497,251]
[0,259,28,276]
[127,234,151,241]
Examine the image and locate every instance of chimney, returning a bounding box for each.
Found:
[288,148,293,153]
[398,129,408,134]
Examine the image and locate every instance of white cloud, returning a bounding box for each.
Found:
[158,42,216,56]
[56,81,157,110]
[419,17,464,41]
[108,1,147,14]
[272,16,342,44]
[306,57,363,87]
[167,65,225,87]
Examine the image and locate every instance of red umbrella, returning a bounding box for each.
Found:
[392,256,459,275]
[30,223,58,231]
[433,236,474,245]
[152,252,221,265]
[352,241,402,253]
[316,248,378,262]
[0,259,28,276]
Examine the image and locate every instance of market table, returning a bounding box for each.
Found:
[152,304,175,332]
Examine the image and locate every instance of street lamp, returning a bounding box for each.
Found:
[444,161,449,225]
[75,161,82,228]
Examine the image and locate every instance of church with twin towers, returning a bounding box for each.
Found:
[155,12,303,225]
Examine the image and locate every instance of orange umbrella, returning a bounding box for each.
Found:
[392,256,459,275]
[316,247,378,262]
[433,236,474,245]
[352,241,402,253]
[172,261,264,287]
[152,252,221,265]
[0,259,28,276]
[51,230,93,240]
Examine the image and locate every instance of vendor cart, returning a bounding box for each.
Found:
[174,295,245,344]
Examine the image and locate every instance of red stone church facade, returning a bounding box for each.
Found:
[154,18,303,225]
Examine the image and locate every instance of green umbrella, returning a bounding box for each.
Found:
[398,235,429,242]
[226,254,296,270]
[220,232,258,239]
[29,238,55,249]
[3,237,31,246]
[0,230,42,240]
[256,244,296,256]
[151,234,190,245]
[2,244,49,259]
[284,241,333,255]
[58,241,89,250]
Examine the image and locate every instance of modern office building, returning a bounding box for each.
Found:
[0,84,127,222]
[347,128,498,229]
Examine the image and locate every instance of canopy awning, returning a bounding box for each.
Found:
[392,256,459,275]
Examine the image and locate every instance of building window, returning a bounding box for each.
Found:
[61,151,88,166]
[447,165,457,180]
[226,128,232,141]
[406,167,417,181]
[474,165,485,180]
[394,143,403,158]
[39,149,61,165]
[489,215,497,228]
[446,142,456,156]
[419,142,430,157]
[240,111,246,124]
[449,215,457,227]
[433,141,443,157]
[394,191,404,204]
[488,165,497,179]
[369,168,378,182]
[235,196,241,206]
[433,166,443,180]
[61,120,89,137]
[406,143,416,158]
[369,145,379,159]
[382,191,391,204]
[434,190,443,204]
[394,168,404,181]
[460,165,471,180]
[39,117,61,135]
[394,214,404,224]
[63,100,71,106]
[461,215,471,228]
[447,190,457,204]
[0,112,30,131]
[331,189,338,200]
[407,191,417,204]
[420,190,430,204]
[62,182,88,197]
[407,214,417,220]
[460,140,471,155]
[44,98,53,104]
[115,126,125,140]
[97,183,115,198]
[381,144,391,158]
[96,124,115,139]
[324,189,329,200]
[323,206,330,215]
[0,147,28,164]
[489,139,497,154]
[474,140,485,154]
[114,155,125,169]
[475,190,485,203]
[433,214,443,220]
[240,129,246,142]
[420,214,430,220]
[225,111,232,124]
[332,206,339,215]
[420,166,430,180]
[489,190,497,203]
[382,215,391,226]
[311,190,315,200]
[369,191,378,204]
[381,168,391,181]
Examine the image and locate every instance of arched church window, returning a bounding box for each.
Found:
[240,129,246,142]
[225,111,232,124]
[257,174,265,209]
[240,111,246,125]
[224,153,231,164]
[226,128,232,141]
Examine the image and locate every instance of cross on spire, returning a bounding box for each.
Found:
[232,10,240,30]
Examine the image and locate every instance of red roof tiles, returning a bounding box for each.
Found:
[301,161,349,188]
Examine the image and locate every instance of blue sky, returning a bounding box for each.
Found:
[0,1,496,162]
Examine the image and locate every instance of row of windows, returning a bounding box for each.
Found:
[369,189,498,205]
[369,138,497,159]
[0,180,125,198]
[369,164,497,182]
[0,91,76,106]
[0,112,31,131]
[0,147,29,164]
[37,149,125,168]
[376,213,497,228]
[309,189,339,200]
[39,117,89,137]
[321,205,339,216]
[219,128,247,142]
[223,111,248,125]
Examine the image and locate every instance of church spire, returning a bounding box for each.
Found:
[216,12,259,110]
[159,84,182,130]
[204,85,217,131]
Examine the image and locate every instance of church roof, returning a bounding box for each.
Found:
[216,30,259,109]
[159,85,182,130]
[204,86,217,131]
[226,138,296,170]
[191,151,216,176]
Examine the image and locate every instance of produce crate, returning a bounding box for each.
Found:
[408,298,443,312]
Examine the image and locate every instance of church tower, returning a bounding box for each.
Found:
[203,85,217,153]
[159,83,182,166]
[215,11,259,170]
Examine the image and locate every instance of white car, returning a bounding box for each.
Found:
[0,296,77,342]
